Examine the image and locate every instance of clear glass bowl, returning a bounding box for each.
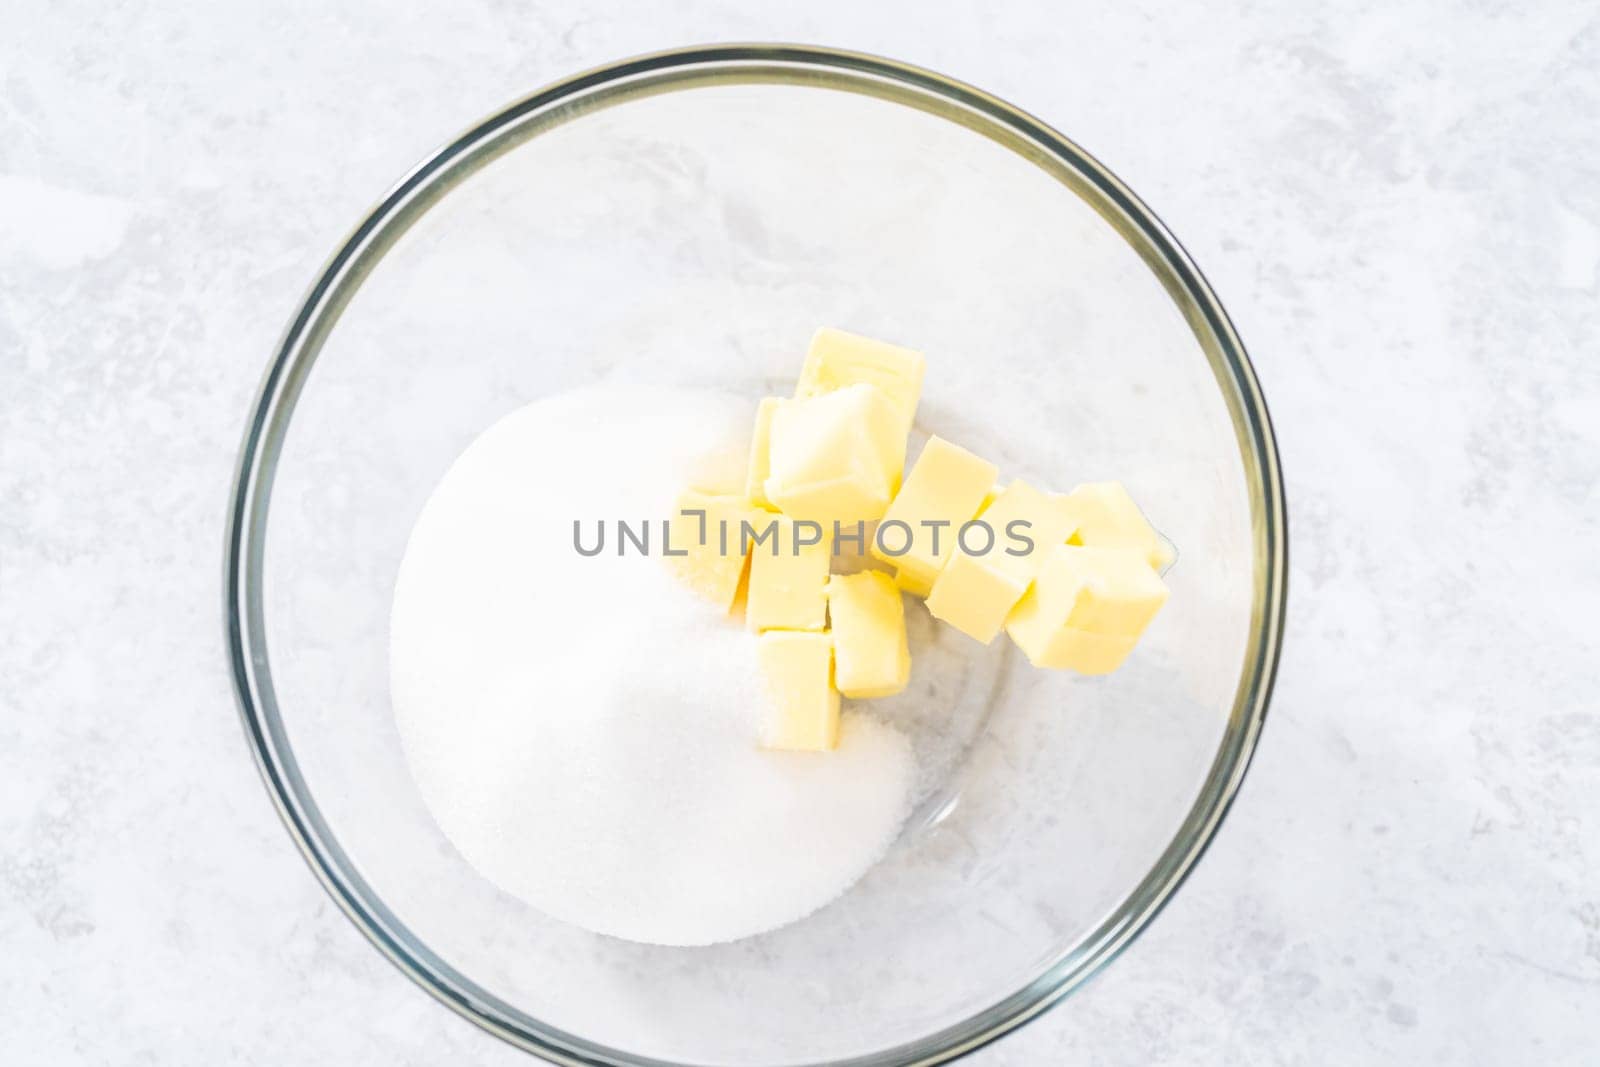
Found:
[226,45,1285,1067]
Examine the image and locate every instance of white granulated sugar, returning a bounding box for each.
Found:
[391,385,915,946]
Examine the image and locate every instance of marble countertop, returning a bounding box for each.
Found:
[3,1,1597,1063]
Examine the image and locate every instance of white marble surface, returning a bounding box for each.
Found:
[3,1,1597,1063]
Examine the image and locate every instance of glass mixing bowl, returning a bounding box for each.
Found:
[226,44,1285,1066]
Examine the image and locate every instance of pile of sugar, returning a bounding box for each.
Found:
[390,385,915,946]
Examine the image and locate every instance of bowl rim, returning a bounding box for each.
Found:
[224,42,1287,1067]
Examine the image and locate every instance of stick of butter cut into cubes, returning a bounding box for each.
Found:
[667,327,1174,752]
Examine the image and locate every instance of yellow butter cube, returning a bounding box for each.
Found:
[1009,625,1138,675]
[666,491,760,612]
[747,516,830,632]
[826,571,911,698]
[1005,544,1168,671]
[796,327,925,435]
[1027,544,1169,635]
[765,384,905,524]
[756,630,840,751]
[744,397,782,509]
[871,436,998,589]
[925,553,1027,645]
[925,480,1079,643]
[893,567,933,598]
[1061,482,1174,570]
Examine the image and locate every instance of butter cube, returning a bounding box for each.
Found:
[757,630,840,751]
[666,491,760,612]
[871,436,998,589]
[744,397,782,509]
[1027,544,1169,635]
[796,327,925,435]
[827,571,911,698]
[1061,482,1174,570]
[1005,544,1169,671]
[926,480,1079,643]
[747,516,830,632]
[765,384,905,524]
[925,553,1027,645]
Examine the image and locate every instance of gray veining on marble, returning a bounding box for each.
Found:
[2,1,1597,1063]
